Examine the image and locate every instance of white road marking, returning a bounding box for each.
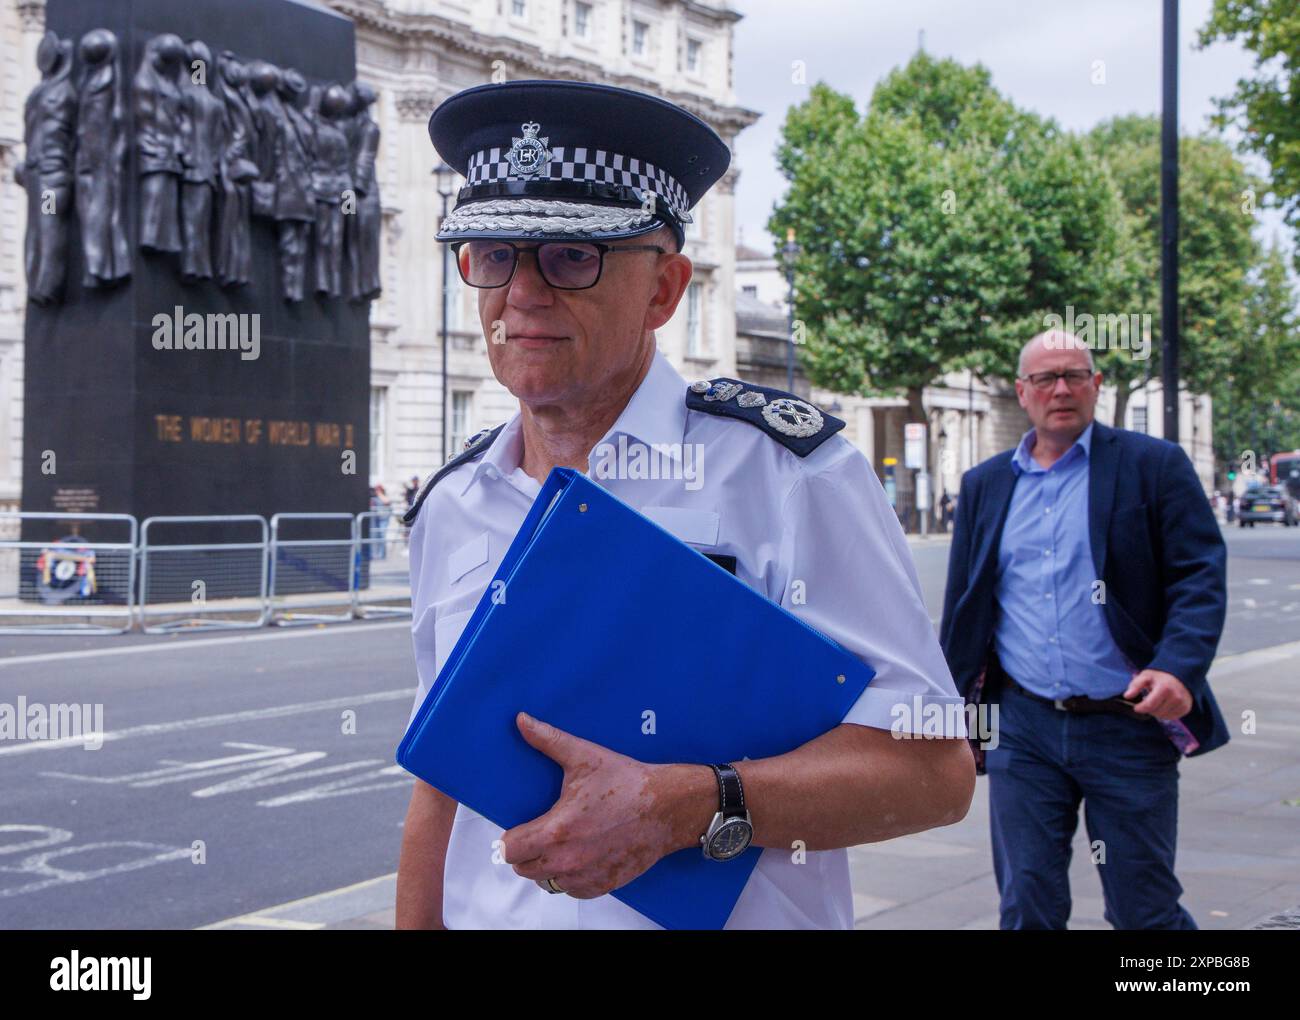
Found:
[42,741,412,807]
[0,824,73,856]
[216,916,325,930]
[258,764,409,807]
[43,743,302,785]
[0,620,410,669]
[0,840,191,899]
[198,872,395,930]
[0,689,411,757]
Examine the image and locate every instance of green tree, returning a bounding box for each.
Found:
[770,55,1128,429]
[1086,116,1262,426]
[1212,240,1300,466]
[1199,0,1300,272]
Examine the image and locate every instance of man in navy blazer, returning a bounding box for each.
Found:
[940,330,1227,930]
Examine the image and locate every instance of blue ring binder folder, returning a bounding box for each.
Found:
[397,467,875,929]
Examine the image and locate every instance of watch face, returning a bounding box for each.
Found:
[709,818,753,860]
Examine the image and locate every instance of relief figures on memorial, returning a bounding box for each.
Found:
[18,29,382,306]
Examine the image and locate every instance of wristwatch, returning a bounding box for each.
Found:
[700,763,753,861]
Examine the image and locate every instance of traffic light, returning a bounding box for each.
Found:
[882,457,897,508]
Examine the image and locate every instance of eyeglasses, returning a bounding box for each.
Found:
[1020,369,1095,392]
[450,240,667,291]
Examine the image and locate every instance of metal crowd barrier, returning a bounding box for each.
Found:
[138,515,270,633]
[268,513,357,626]
[0,512,137,635]
[0,510,414,635]
[353,510,412,619]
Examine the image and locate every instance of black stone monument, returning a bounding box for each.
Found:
[20,0,374,603]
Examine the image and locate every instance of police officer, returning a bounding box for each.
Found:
[396,80,974,930]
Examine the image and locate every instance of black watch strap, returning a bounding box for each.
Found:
[709,763,746,819]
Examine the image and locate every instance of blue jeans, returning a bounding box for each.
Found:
[985,680,1196,930]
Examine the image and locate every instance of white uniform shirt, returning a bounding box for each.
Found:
[405,349,964,929]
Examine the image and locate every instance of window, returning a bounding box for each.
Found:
[511,0,526,17]
[370,386,387,479]
[448,390,473,459]
[1131,405,1148,434]
[632,20,648,55]
[686,283,703,356]
[686,38,702,73]
[574,1,591,38]
[742,285,757,298]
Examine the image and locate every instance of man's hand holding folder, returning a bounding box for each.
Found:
[503,712,715,899]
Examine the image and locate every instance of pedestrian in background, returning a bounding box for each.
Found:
[939,491,954,533]
[940,329,1228,930]
[370,484,391,560]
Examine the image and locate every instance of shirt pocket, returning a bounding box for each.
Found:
[411,586,485,687]
[641,506,720,546]
[447,531,489,585]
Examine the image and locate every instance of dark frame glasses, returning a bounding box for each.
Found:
[1019,369,1096,392]
[450,240,667,291]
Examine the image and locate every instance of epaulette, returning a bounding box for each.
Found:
[685,378,845,457]
[403,424,506,525]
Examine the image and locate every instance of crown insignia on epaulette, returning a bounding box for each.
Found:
[762,397,824,438]
[685,378,845,456]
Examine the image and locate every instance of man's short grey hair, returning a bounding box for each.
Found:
[648,221,681,253]
[1019,330,1095,376]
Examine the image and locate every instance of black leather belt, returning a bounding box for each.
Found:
[1005,676,1152,721]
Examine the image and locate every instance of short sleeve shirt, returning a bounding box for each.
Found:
[405,349,964,929]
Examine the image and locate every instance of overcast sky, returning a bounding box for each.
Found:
[730,0,1290,261]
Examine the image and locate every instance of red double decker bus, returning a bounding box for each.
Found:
[1271,451,1300,498]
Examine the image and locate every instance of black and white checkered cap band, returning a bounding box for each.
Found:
[466,146,693,224]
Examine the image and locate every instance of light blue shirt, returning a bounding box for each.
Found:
[994,423,1135,699]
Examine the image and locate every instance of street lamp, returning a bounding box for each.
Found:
[433,162,457,463]
[781,228,799,392]
[1160,0,1180,443]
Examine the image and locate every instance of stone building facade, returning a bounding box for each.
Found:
[0,0,757,508]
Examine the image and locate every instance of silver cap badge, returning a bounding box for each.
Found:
[506,121,552,177]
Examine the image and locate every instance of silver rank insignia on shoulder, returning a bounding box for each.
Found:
[689,380,711,394]
[737,391,766,408]
[506,121,551,177]
[762,397,824,438]
[463,427,492,450]
[704,381,742,402]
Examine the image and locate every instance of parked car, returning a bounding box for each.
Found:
[1238,486,1297,527]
